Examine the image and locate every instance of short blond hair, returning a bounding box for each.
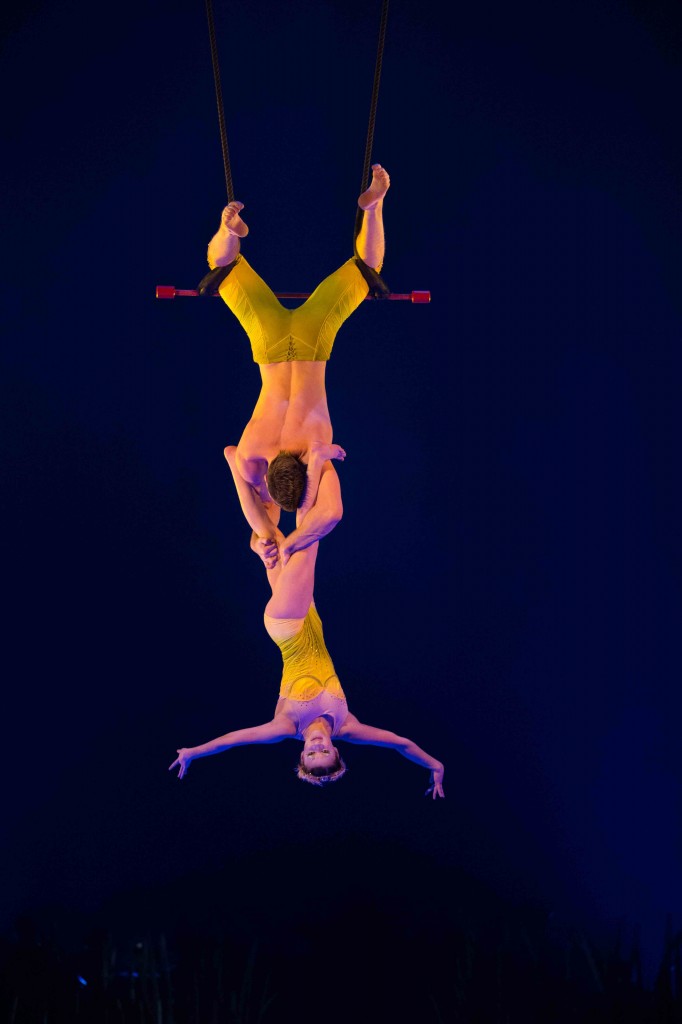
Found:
[295,751,347,787]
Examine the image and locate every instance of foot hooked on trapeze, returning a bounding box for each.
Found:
[358,164,390,210]
[221,201,249,238]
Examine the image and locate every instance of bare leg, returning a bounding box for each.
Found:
[356,164,390,271]
[206,202,249,268]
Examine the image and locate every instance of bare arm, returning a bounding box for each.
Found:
[280,444,346,565]
[264,541,319,619]
[298,443,345,517]
[224,445,280,538]
[340,716,445,799]
[224,446,285,571]
[168,717,296,779]
[235,450,271,500]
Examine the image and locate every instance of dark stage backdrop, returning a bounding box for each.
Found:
[2,0,681,1002]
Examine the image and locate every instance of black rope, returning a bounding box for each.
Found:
[205,0,234,204]
[360,0,389,198]
[353,0,391,298]
[200,0,390,298]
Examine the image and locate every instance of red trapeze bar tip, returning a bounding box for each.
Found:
[411,291,431,303]
[156,285,176,299]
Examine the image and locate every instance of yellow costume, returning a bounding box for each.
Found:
[264,604,348,737]
[218,256,369,364]
[265,604,344,700]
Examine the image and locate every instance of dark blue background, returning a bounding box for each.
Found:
[2,0,681,1000]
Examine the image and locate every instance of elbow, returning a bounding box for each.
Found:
[329,499,343,529]
[314,498,343,535]
[325,510,342,535]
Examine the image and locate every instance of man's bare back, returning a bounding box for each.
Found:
[235,360,333,492]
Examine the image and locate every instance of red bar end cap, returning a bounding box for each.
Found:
[156,285,176,300]
[411,290,431,303]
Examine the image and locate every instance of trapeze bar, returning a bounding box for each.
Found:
[155,285,430,303]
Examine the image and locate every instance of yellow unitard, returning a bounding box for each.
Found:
[217,256,369,363]
[264,604,348,736]
[265,604,345,701]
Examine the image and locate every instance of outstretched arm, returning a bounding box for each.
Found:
[340,716,445,799]
[168,717,296,779]
[280,443,346,565]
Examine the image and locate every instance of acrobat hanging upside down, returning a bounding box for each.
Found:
[207,164,391,567]
[169,452,445,795]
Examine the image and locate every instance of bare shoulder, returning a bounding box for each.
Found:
[337,712,362,739]
[235,447,269,487]
[337,716,405,748]
[270,710,298,738]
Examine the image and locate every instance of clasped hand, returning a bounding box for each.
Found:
[251,443,346,569]
[251,530,285,570]
[251,529,297,569]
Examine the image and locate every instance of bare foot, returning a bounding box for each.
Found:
[221,201,249,238]
[309,441,346,462]
[358,164,390,210]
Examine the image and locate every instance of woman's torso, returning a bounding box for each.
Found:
[265,604,348,738]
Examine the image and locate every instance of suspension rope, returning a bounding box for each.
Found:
[360,0,389,199]
[205,0,234,204]
[353,0,391,298]
[183,0,416,301]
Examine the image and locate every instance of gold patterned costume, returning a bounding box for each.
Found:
[264,604,348,737]
[218,256,369,363]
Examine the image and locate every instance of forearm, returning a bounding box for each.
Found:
[285,460,342,556]
[297,454,325,518]
[224,447,277,537]
[397,739,443,773]
[240,498,275,538]
[284,504,341,557]
[189,723,286,760]
[187,732,238,760]
[261,496,281,530]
